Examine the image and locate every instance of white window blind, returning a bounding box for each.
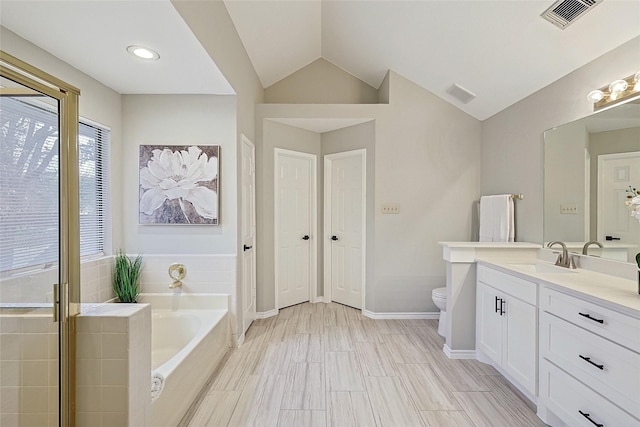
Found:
[0,96,109,273]
[79,120,108,259]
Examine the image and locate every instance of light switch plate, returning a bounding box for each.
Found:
[382,203,400,214]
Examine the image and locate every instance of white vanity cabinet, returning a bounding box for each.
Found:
[538,285,640,426]
[476,264,538,397]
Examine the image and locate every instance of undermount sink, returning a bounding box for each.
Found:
[507,262,578,274]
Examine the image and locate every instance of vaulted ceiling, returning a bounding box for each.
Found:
[1,1,639,121]
[224,0,640,119]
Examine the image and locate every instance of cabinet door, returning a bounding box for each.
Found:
[503,295,537,395]
[477,283,502,365]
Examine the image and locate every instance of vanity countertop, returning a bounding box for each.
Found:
[477,258,640,318]
[439,242,542,248]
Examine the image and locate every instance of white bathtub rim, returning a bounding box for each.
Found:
[138,292,229,311]
[151,309,226,378]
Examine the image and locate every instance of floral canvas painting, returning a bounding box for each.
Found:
[139,145,219,225]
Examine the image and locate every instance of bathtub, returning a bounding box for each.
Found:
[138,293,230,427]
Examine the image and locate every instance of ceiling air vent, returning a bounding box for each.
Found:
[541,0,603,29]
[446,84,476,104]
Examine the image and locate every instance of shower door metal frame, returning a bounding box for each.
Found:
[0,50,81,427]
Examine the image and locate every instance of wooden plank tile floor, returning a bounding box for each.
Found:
[184,302,547,427]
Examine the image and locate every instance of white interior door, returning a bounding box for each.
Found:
[275,149,316,309]
[598,152,640,262]
[325,150,365,309]
[241,135,256,334]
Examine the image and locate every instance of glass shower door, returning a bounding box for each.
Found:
[1,52,80,427]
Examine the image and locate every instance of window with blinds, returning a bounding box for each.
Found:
[0,96,109,274]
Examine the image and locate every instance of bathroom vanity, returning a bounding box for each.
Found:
[473,256,640,427]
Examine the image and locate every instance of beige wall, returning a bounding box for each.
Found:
[265,58,379,104]
[482,36,640,244]
[374,72,481,313]
[121,95,237,254]
[256,70,481,314]
[0,26,124,252]
[543,120,589,242]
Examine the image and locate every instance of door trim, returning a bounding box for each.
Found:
[323,149,366,311]
[274,148,318,309]
[596,151,640,242]
[241,134,256,335]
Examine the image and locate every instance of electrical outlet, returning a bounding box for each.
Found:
[382,203,400,214]
[560,204,578,214]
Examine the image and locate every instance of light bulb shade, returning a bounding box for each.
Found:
[587,89,604,103]
[634,71,640,83]
[608,79,628,94]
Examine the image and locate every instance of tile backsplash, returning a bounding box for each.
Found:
[0,253,236,305]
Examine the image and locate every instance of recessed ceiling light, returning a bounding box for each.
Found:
[126,45,160,61]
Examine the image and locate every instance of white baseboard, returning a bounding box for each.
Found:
[311,296,324,303]
[443,344,476,359]
[363,310,439,320]
[234,333,244,348]
[255,309,278,319]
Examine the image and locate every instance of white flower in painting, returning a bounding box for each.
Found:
[140,146,217,219]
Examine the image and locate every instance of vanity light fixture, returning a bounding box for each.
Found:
[589,71,640,111]
[126,45,160,61]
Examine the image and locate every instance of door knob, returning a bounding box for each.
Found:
[331,235,339,241]
[302,235,310,241]
[605,235,620,241]
[243,244,253,251]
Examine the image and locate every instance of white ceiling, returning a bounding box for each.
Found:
[0,0,234,95]
[225,0,640,120]
[1,1,638,120]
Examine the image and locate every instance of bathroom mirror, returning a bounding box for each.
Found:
[543,97,640,263]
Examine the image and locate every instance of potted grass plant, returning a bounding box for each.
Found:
[113,250,143,303]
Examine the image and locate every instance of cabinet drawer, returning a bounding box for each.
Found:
[540,360,639,427]
[540,312,640,419]
[540,286,640,353]
[477,265,536,305]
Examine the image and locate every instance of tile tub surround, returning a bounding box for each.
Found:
[76,303,151,427]
[0,308,58,427]
[136,254,239,343]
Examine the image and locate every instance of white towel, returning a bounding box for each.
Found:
[479,195,514,242]
[151,371,165,403]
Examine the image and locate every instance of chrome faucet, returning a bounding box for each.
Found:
[582,241,603,255]
[547,241,576,269]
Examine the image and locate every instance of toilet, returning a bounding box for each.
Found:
[432,287,447,337]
